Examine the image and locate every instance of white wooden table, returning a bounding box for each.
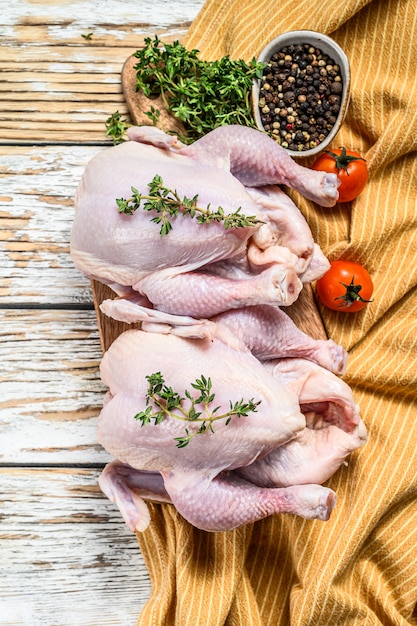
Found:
[0,1,204,623]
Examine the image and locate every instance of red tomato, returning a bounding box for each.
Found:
[316,260,373,312]
[312,147,368,203]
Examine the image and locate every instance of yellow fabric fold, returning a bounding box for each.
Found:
[135,1,417,623]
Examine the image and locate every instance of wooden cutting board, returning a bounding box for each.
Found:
[91,55,327,353]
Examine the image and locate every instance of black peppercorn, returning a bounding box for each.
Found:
[331,81,343,94]
[328,94,341,105]
[283,91,295,104]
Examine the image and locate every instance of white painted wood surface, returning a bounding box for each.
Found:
[0,1,205,623]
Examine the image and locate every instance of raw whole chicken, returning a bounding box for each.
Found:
[71,125,339,324]
[97,306,366,533]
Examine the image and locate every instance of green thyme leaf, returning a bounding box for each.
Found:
[105,110,131,144]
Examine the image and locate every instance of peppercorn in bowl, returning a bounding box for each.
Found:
[252,30,350,158]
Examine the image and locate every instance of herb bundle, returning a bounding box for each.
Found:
[133,36,266,143]
[116,174,260,235]
[134,372,261,448]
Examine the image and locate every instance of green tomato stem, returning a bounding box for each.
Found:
[335,276,373,308]
[325,147,366,174]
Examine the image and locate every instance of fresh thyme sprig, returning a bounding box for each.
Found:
[105,110,131,144]
[134,372,261,447]
[116,174,261,235]
[143,105,161,126]
[133,36,266,143]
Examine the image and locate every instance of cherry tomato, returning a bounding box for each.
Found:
[316,260,373,312]
[312,147,368,203]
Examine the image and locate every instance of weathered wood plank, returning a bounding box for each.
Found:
[0,100,128,114]
[2,70,125,81]
[1,26,192,48]
[0,46,137,63]
[0,468,151,625]
[0,308,111,464]
[1,130,112,142]
[0,59,126,142]
[3,0,203,30]
[0,144,102,305]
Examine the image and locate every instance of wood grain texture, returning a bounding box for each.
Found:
[92,281,142,354]
[121,54,187,136]
[0,308,110,465]
[0,468,151,626]
[0,0,204,143]
[0,145,102,305]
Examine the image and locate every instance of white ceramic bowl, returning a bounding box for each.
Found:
[252,30,350,158]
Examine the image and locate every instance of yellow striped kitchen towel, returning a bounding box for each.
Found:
[135,1,417,624]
